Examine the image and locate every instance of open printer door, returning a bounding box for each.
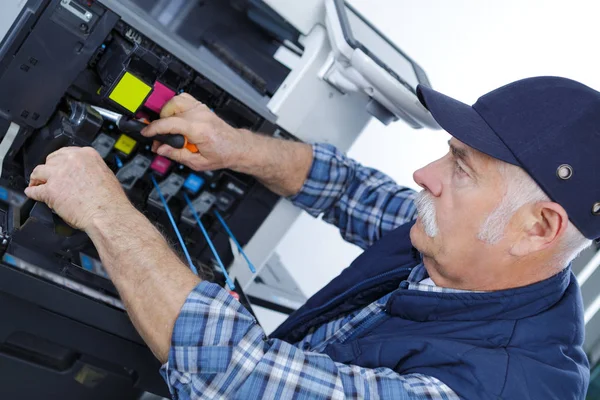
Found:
[0,0,294,398]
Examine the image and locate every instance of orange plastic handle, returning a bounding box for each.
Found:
[183,137,199,153]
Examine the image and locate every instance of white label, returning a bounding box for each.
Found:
[0,122,20,178]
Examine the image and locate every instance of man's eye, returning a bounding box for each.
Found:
[455,160,467,175]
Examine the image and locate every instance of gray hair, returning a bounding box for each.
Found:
[478,162,591,266]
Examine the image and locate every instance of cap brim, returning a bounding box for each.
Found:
[417,85,519,166]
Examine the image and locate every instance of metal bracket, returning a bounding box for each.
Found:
[60,0,93,23]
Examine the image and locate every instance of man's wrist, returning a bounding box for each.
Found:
[85,202,142,239]
[227,129,263,173]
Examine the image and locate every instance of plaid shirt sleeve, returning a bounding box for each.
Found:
[161,281,455,400]
[289,143,418,249]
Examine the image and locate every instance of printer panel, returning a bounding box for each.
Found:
[0,0,296,397]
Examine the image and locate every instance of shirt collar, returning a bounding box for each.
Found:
[404,262,478,294]
[407,262,429,283]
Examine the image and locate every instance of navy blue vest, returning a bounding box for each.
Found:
[271,222,589,399]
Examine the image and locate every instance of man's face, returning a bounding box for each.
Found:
[409,138,508,288]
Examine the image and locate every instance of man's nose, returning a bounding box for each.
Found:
[413,160,443,196]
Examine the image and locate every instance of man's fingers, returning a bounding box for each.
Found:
[29,165,51,185]
[156,145,196,165]
[141,116,189,138]
[24,184,47,203]
[159,93,198,118]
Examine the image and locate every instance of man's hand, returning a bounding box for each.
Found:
[26,146,200,362]
[142,93,314,197]
[25,146,133,231]
[141,93,251,172]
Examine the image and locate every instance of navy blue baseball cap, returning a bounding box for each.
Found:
[417,76,600,240]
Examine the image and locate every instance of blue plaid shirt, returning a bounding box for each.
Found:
[160,143,461,399]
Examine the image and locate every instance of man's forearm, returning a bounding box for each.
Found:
[232,132,313,197]
[86,205,200,363]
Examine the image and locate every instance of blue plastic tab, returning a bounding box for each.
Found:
[114,155,124,169]
[80,254,94,272]
[3,254,17,267]
[183,173,205,194]
[0,187,8,202]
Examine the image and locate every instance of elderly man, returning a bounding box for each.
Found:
[26,76,594,399]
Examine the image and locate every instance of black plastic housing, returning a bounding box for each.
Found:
[0,0,294,398]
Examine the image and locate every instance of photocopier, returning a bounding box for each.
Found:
[0,0,436,397]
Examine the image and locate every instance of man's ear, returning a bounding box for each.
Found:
[509,202,568,257]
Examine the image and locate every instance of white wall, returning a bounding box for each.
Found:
[258,0,600,333]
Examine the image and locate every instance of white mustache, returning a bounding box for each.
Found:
[415,190,439,238]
